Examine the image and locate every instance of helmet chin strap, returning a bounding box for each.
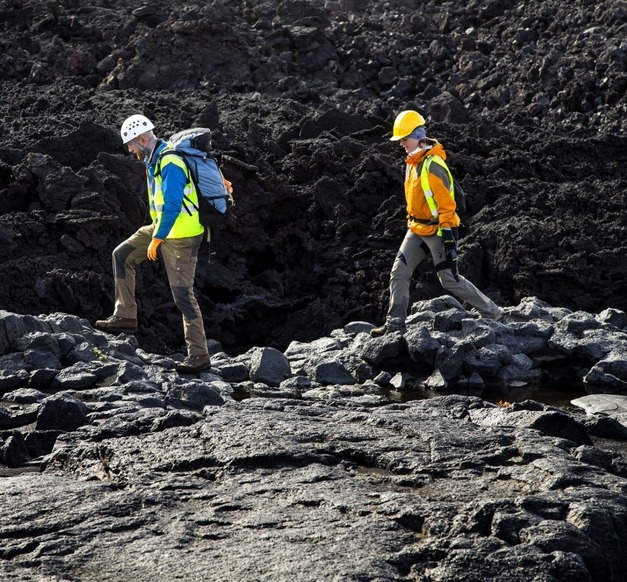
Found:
[143,135,158,163]
[129,135,157,161]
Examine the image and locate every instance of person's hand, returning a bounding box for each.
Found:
[441,228,457,257]
[224,179,233,194]
[147,238,163,261]
[442,228,460,281]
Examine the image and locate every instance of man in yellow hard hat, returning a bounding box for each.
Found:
[371,110,502,336]
[95,114,212,373]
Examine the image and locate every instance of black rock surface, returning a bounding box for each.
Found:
[0,0,625,356]
[2,3,627,575]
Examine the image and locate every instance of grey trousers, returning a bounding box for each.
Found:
[387,228,501,321]
[111,224,208,357]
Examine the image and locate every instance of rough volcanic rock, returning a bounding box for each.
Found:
[0,0,626,356]
[0,303,625,579]
[3,390,627,581]
[1,3,627,576]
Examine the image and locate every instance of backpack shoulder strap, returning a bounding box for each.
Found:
[153,148,200,218]
[155,148,197,193]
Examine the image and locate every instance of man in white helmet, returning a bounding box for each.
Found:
[371,110,502,336]
[95,114,212,374]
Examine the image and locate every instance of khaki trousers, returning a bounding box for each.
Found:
[387,229,501,321]
[111,224,208,357]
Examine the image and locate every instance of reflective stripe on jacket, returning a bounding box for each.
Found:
[148,145,205,239]
[404,141,460,237]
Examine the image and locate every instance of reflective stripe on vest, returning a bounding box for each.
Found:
[418,155,455,220]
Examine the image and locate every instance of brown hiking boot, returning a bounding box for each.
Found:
[370,318,406,337]
[176,354,212,374]
[95,315,138,333]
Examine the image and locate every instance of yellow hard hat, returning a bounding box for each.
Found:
[390,110,426,141]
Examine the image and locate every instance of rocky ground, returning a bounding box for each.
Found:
[1,0,627,580]
[1,308,627,581]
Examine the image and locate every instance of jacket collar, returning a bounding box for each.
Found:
[145,139,167,168]
[405,139,446,165]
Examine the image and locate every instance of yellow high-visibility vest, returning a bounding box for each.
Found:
[150,152,205,239]
[417,155,456,235]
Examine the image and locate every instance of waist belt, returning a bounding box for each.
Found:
[409,215,439,226]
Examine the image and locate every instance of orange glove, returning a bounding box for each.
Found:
[147,238,163,261]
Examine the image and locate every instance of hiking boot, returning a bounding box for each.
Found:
[176,354,212,374]
[370,318,406,337]
[95,315,138,333]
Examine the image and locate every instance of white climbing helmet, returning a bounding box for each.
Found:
[120,114,155,144]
